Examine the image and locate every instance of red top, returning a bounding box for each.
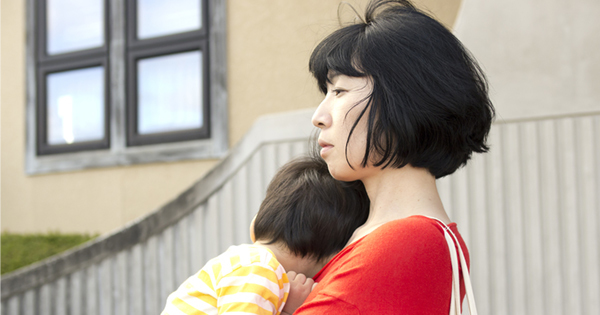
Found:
[295,215,469,314]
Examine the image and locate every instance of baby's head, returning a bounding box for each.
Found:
[251,154,369,277]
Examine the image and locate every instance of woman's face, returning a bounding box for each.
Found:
[312,73,375,181]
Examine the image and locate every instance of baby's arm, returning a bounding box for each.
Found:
[217,263,289,315]
[282,271,317,315]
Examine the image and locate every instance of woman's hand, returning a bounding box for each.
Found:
[282,271,317,314]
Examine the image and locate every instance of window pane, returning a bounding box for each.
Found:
[137,0,201,39]
[46,0,104,55]
[137,51,203,135]
[46,67,105,145]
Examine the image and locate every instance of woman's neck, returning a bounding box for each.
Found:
[347,165,450,244]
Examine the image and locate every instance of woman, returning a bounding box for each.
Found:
[295,0,494,314]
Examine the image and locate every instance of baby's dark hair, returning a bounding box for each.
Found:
[253,154,369,262]
[309,0,495,178]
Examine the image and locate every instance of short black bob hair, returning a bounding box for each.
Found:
[309,0,495,178]
[253,153,369,262]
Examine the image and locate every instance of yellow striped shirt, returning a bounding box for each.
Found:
[161,244,290,315]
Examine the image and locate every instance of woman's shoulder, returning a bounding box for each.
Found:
[362,215,451,245]
[350,216,456,267]
[333,216,451,264]
[315,215,460,281]
[306,216,459,312]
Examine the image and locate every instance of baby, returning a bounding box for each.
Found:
[161,155,369,314]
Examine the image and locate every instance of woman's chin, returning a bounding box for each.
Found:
[328,166,361,182]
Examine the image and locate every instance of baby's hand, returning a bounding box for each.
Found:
[282,271,317,314]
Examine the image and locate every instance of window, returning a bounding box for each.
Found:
[26,0,227,174]
[36,0,109,155]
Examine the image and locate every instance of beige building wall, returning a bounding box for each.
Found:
[227,0,462,145]
[1,0,462,235]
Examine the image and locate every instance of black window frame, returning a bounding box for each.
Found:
[25,0,229,174]
[126,0,210,146]
[35,0,111,155]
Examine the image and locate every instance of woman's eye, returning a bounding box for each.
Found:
[332,89,345,96]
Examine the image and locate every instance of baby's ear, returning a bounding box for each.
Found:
[249,215,257,243]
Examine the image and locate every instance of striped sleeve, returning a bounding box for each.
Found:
[161,245,289,315]
[216,249,289,315]
[161,268,218,315]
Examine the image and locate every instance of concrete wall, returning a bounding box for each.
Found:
[1,0,462,234]
[454,0,600,121]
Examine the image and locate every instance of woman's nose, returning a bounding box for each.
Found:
[312,98,332,128]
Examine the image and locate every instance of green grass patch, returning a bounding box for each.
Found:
[1,232,98,275]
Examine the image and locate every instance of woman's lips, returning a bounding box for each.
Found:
[318,140,333,156]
